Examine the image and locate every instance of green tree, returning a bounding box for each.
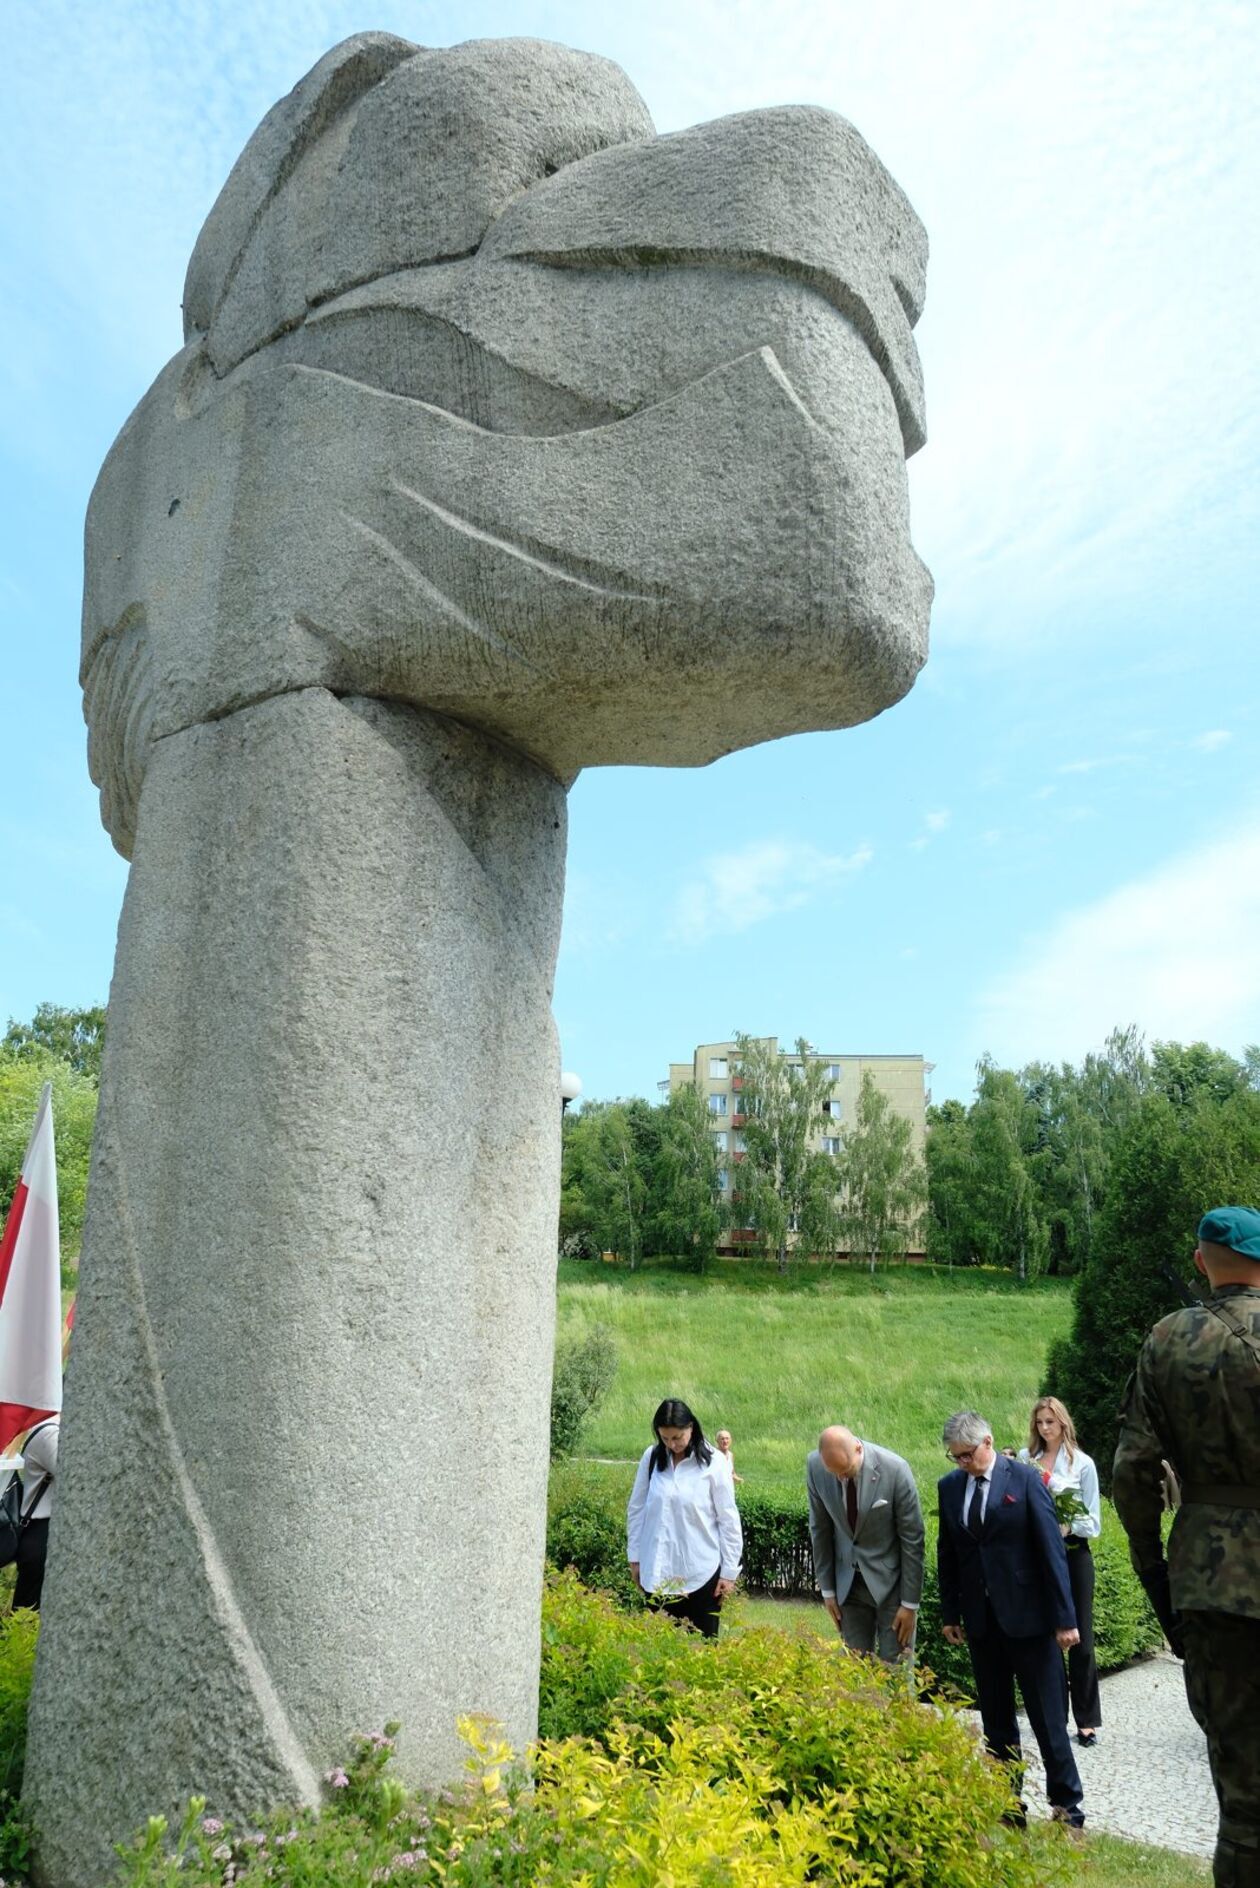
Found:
[558,1102,649,1269]
[1046,1083,1260,1484]
[0,1052,99,1272]
[734,1035,838,1273]
[838,1071,927,1272]
[652,1083,729,1271]
[1150,1039,1247,1111]
[969,1060,1048,1282]
[925,1098,978,1267]
[3,1003,106,1082]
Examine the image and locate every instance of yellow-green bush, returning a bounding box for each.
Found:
[112,1573,1066,1887]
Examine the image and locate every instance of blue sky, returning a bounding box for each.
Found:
[1,0,1256,1107]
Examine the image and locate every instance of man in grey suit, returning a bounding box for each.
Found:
[806,1425,925,1663]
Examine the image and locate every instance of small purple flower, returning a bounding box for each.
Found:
[391,1854,418,1870]
[211,1844,232,1863]
[201,1817,224,1837]
[324,1767,350,1789]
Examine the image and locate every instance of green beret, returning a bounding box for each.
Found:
[1198,1206,1260,1259]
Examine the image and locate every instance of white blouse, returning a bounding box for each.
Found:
[1019,1442,1102,1540]
[626,1445,743,1595]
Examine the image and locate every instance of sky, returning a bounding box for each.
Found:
[1,0,1256,1108]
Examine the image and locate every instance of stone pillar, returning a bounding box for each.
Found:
[27,689,565,1887]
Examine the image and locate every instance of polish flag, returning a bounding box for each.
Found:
[0,1083,63,1453]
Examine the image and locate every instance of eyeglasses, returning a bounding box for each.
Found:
[945,1445,983,1463]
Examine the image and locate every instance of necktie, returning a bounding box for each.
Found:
[968,1476,987,1539]
[846,1476,858,1533]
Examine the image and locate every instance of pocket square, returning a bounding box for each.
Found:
[1002,1492,1018,1505]
[872,1498,889,1508]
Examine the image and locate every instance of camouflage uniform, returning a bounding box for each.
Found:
[1113,1285,1260,1888]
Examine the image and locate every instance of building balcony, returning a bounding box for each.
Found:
[731,1074,744,1092]
[730,1112,747,1127]
[732,1151,747,1164]
[729,1228,758,1244]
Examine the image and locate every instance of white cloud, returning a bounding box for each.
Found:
[975,819,1260,1066]
[1055,756,1134,776]
[670,837,872,945]
[925,808,951,832]
[1191,730,1233,753]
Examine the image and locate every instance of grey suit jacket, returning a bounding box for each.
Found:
[806,1441,925,1607]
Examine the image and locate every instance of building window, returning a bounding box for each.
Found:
[826,1063,840,1080]
[730,1134,744,1154]
[716,1168,729,1191]
[822,1136,841,1155]
[712,1131,728,1153]
[708,1093,727,1116]
[709,1056,728,1079]
[823,1098,842,1118]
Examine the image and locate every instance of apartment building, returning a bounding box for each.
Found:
[666,1038,932,1257]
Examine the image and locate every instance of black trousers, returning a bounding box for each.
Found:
[1064,1543,1102,1729]
[968,1615,1084,1815]
[655,1565,722,1639]
[1181,1612,1260,1888]
[13,1517,49,1611]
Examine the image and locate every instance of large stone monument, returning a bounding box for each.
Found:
[26,35,931,1886]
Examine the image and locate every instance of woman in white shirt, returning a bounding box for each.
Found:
[626,1399,743,1638]
[1020,1396,1102,1746]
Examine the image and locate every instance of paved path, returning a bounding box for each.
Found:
[1013,1652,1216,1858]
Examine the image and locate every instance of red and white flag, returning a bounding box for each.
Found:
[0,1083,63,1453]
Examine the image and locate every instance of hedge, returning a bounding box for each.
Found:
[545,1462,1164,1695]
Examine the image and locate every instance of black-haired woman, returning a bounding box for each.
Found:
[626,1398,743,1638]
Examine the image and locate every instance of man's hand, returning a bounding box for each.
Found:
[629,1561,642,1591]
[823,1595,842,1629]
[892,1606,916,1649]
[1056,1627,1080,1651]
[942,1623,966,1645]
[1136,1563,1186,1659]
[715,1577,736,1602]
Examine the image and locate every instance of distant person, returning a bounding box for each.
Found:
[1020,1396,1102,1747]
[937,1410,1085,1832]
[13,1417,58,1611]
[1113,1206,1260,1888]
[714,1429,744,1484]
[626,1398,742,1638]
[805,1425,923,1666]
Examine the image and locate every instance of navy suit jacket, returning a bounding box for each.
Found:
[936,1453,1076,1641]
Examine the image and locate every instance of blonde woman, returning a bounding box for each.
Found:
[1020,1396,1102,1747]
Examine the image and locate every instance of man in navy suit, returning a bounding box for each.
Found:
[937,1410,1085,1830]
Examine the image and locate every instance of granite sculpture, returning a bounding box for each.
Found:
[26,35,932,1885]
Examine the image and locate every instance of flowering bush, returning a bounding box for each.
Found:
[111,1574,1065,1887]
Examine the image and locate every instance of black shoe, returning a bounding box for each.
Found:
[1000,1803,1028,1830]
[1051,1806,1086,1835]
[1076,1730,1098,1748]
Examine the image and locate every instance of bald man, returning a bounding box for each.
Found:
[806,1426,924,1664]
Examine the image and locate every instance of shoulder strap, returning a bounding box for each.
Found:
[1207,1300,1260,1367]
[20,1474,52,1521]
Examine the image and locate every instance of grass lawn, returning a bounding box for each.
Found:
[556,1258,1074,1497]
[1027,1830,1210,1885]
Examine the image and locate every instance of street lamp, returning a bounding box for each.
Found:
[560,1070,583,1115]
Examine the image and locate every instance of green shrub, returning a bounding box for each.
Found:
[549,1324,617,1459]
[545,1459,640,1607]
[736,1488,817,1593]
[0,1608,38,1799]
[0,1608,39,1882]
[116,1576,1060,1888]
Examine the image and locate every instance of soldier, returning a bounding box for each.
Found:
[1113,1205,1260,1888]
